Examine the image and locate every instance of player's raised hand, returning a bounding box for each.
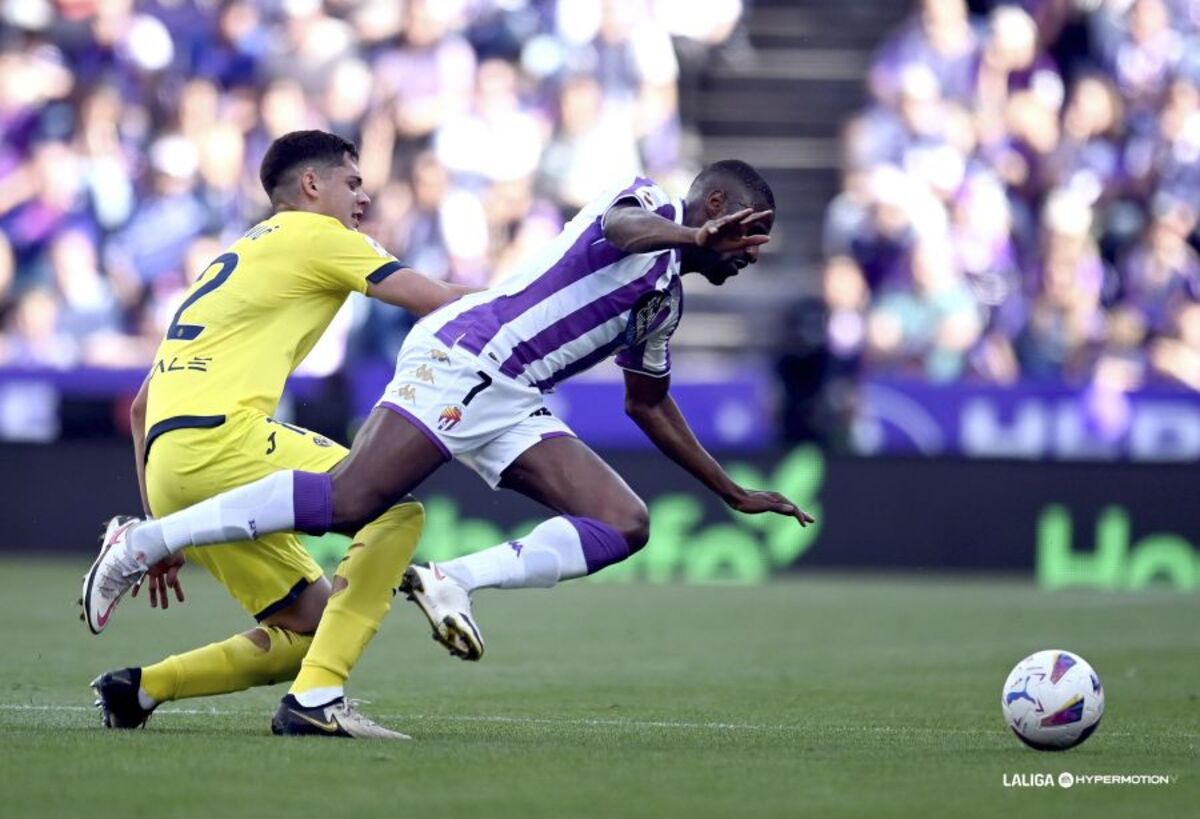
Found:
[694,208,773,254]
[132,553,186,609]
[726,488,815,527]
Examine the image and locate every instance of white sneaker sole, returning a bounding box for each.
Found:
[399,566,485,661]
[80,516,142,635]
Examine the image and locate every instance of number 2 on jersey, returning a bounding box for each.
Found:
[166,252,239,341]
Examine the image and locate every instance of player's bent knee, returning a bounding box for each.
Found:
[242,627,272,651]
[262,576,331,634]
[613,498,650,554]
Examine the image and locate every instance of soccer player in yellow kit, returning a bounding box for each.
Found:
[82,130,467,739]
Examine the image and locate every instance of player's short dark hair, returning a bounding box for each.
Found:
[259,130,358,199]
[692,159,775,211]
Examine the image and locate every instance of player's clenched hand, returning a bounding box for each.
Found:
[726,488,815,526]
[694,208,773,254]
[132,553,186,609]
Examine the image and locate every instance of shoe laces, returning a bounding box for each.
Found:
[331,699,398,734]
[334,699,374,721]
[97,549,146,598]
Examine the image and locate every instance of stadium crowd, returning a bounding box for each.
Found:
[824,0,1200,391]
[0,0,742,374]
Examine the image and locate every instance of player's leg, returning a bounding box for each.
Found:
[82,406,444,637]
[158,416,425,717]
[435,435,649,592]
[280,499,424,707]
[117,406,443,567]
[117,504,423,740]
[97,577,326,727]
[270,499,423,739]
[90,417,329,723]
[85,329,489,618]
[400,431,648,660]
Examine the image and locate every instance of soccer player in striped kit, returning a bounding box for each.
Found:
[85,160,815,731]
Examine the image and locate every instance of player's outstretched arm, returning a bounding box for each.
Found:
[622,370,814,526]
[603,203,773,256]
[366,268,477,316]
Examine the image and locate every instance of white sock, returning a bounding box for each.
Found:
[137,688,157,710]
[293,687,344,708]
[439,517,588,592]
[128,471,299,567]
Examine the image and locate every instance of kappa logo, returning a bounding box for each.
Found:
[414,364,435,384]
[509,540,524,556]
[312,435,333,448]
[428,349,450,363]
[396,385,417,404]
[437,406,463,431]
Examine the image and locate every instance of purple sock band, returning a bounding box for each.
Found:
[566,516,631,575]
[292,471,333,535]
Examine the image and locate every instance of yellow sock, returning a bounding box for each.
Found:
[140,625,311,703]
[289,501,424,696]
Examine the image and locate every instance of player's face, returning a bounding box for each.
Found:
[318,155,371,230]
[702,197,773,286]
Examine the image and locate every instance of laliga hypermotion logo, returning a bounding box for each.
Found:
[437,405,463,431]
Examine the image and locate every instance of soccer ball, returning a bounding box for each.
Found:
[1001,649,1104,751]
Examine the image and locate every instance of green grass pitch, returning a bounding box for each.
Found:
[1,558,1196,818]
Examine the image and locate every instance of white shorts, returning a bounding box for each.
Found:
[375,324,576,488]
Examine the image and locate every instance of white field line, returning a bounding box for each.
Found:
[0,703,1181,739]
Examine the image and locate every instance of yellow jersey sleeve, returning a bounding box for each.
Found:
[305,222,405,294]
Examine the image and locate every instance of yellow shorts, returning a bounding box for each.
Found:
[144,407,347,621]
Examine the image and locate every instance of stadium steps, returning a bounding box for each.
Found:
[682,0,907,353]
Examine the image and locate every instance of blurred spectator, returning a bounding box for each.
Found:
[540,72,643,210]
[827,0,1200,392]
[1115,197,1200,332]
[49,229,120,349]
[870,0,981,106]
[1016,190,1108,382]
[866,238,984,381]
[0,287,76,368]
[105,134,208,293]
[374,0,476,144]
[1151,299,1200,387]
[823,255,871,364]
[1050,73,1124,204]
[1099,0,1182,122]
[1124,75,1200,207]
[0,0,726,380]
[435,57,545,185]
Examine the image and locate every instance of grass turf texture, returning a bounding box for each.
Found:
[1,558,1196,819]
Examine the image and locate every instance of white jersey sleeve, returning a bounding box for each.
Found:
[601,176,678,230]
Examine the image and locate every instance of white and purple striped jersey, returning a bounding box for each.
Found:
[419,177,685,392]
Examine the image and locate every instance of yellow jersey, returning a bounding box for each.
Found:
[145,211,402,430]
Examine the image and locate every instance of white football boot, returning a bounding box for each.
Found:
[80,516,147,634]
[272,696,411,740]
[399,563,485,661]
